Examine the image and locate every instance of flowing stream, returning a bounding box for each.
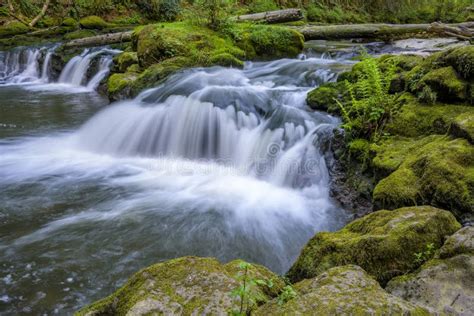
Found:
[0,39,446,314]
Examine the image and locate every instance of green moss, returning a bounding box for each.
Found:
[131,57,192,94]
[418,66,468,102]
[441,45,474,80]
[107,72,138,101]
[79,15,109,29]
[62,17,78,28]
[451,112,474,143]
[258,265,429,315]
[0,21,29,37]
[242,25,304,59]
[386,94,473,137]
[135,22,244,68]
[348,138,371,163]
[63,29,96,40]
[306,82,343,114]
[76,256,283,316]
[286,206,461,285]
[372,136,474,220]
[114,52,138,73]
[209,53,244,68]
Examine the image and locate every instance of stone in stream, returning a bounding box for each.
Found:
[255,265,429,315]
[286,206,461,285]
[386,226,474,315]
[76,257,285,315]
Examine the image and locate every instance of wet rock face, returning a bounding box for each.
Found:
[386,226,474,315]
[286,206,461,285]
[256,265,429,315]
[76,257,284,316]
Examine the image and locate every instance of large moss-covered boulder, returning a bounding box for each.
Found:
[135,23,245,68]
[287,206,461,285]
[257,265,429,315]
[373,136,474,221]
[79,16,109,30]
[386,227,474,315]
[76,257,284,316]
[238,25,304,59]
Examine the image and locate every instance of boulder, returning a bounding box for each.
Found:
[79,16,109,30]
[287,206,461,285]
[386,227,474,315]
[418,66,468,102]
[76,256,284,316]
[257,265,429,315]
[373,136,474,222]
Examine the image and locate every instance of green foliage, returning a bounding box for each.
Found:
[418,85,437,104]
[414,243,436,265]
[248,0,278,13]
[336,53,399,141]
[231,262,273,316]
[277,285,297,305]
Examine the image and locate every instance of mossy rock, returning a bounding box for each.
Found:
[107,72,138,101]
[63,29,96,41]
[451,111,474,144]
[386,227,474,315]
[418,66,468,102]
[372,136,474,221]
[131,57,192,95]
[135,23,245,68]
[257,265,429,315]
[62,17,78,28]
[209,53,244,68]
[0,21,29,38]
[79,16,109,30]
[306,82,343,114]
[76,256,284,316]
[238,25,305,59]
[114,52,138,73]
[440,45,474,80]
[385,94,474,138]
[286,206,461,285]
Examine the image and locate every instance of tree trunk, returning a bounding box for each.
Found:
[236,9,303,24]
[63,31,133,48]
[295,22,474,41]
[29,0,51,28]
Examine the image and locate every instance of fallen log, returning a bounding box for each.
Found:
[236,8,303,24]
[428,22,473,41]
[295,22,474,41]
[63,31,133,48]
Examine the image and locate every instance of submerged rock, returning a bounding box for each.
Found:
[256,265,429,315]
[287,206,461,285]
[76,257,284,316]
[386,226,474,315]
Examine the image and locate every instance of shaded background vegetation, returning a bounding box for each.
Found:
[1,0,472,29]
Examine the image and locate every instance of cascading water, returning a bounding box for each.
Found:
[0,46,117,90]
[0,50,355,314]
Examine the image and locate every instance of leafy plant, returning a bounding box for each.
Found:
[336,52,399,141]
[230,262,273,316]
[414,243,436,265]
[277,285,297,305]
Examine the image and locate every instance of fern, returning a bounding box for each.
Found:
[337,54,399,141]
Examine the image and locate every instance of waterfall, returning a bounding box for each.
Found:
[40,51,53,82]
[0,46,118,90]
[78,61,341,189]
